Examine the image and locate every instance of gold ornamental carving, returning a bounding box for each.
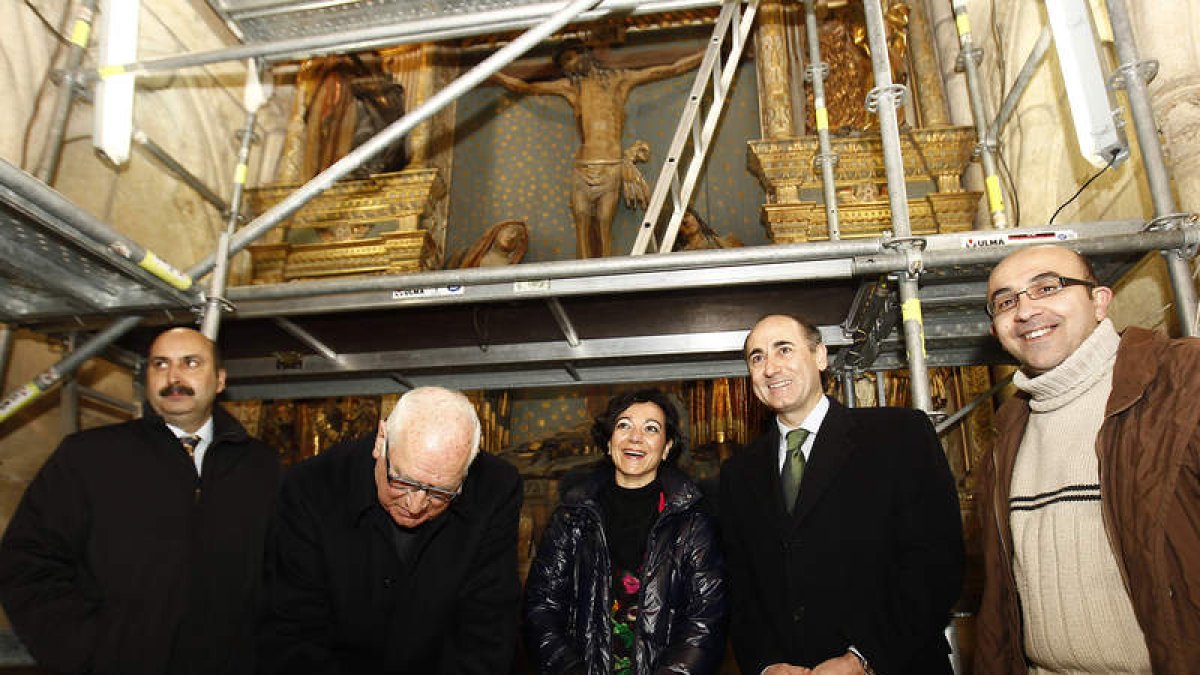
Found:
[764,191,981,243]
[248,169,443,235]
[748,127,978,199]
[756,0,795,139]
[246,168,443,282]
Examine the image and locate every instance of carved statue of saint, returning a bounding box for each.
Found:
[458,219,530,268]
[671,208,744,251]
[491,42,702,259]
[302,55,408,181]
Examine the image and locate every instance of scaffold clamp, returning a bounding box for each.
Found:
[200,296,236,316]
[954,46,984,72]
[1108,59,1158,90]
[1147,213,1200,257]
[1145,213,1193,232]
[805,62,830,82]
[865,84,908,113]
[883,236,927,277]
[234,128,261,145]
[814,152,839,169]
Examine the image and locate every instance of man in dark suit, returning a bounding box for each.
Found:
[0,327,280,675]
[719,314,963,675]
[257,386,523,674]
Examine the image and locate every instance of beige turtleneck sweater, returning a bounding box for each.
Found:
[1009,318,1151,674]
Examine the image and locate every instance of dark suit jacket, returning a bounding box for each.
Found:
[718,399,963,675]
[0,408,280,675]
[256,436,523,674]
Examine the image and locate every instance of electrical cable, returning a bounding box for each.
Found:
[1047,151,1118,226]
[24,0,71,46]
[20,0,73,170]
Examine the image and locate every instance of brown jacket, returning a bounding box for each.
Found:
[973,327,1200,674]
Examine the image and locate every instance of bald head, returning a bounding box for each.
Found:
[986,244,1112,375]
[988,245,1097,289]
[145,327,225,432]
[386,387,482,473]
[373,387,482,528]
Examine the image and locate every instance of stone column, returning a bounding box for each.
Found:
[1102,0,1200,335]
[1129,0,1200,217]
[925,0,972,127]
[908,0,951,126]
[755,0,795,139]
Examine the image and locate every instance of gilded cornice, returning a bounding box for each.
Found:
[748,127,977,197]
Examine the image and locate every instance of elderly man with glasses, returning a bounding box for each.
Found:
[973,244,1200,675]
[258,386,523,674]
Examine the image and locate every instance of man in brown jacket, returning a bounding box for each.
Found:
[974,244,1200,674]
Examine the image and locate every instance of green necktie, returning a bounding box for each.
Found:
[781,428,809,514]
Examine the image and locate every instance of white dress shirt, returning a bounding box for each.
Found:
[166,417,215,473]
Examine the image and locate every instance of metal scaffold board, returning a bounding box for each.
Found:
[206,0,722,45]
[1,129,1187,399]
[83,221,1179,400]
[0,161,201,324]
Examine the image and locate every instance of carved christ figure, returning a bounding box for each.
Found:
[492,43,703,258]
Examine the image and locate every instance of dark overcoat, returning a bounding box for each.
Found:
[257,435,523,674]
[718,399,964,675]
[0,407,280,675]
[524,465,728,675]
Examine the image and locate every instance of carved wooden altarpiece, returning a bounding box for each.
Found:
[749,0,984,242]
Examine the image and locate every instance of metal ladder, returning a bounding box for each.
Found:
[628,0,760,255]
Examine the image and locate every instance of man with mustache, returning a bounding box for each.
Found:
[974,244,1200,674]
[0,327,280,675]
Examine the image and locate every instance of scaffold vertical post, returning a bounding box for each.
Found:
[803,0,840,240]
[1105,0,1198,336]
[37,0,100,184]
[950,0,1009,229]
[862,0,933,412]
[61,333,80,435]
[202,70,262,341]
[0,324,12,387]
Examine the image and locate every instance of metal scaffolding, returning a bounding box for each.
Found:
[0,0,1196,422]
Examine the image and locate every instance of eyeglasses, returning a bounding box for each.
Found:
[381,428,461,507]
[986,274,1096,318]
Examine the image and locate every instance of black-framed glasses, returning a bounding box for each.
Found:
[381,428,461,506]
[986,274,1096,318]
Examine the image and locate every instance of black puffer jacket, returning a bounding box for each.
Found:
[524,465,728,675]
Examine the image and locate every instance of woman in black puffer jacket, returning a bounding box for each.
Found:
[523,389,728,675]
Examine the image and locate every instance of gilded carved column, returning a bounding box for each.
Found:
[926,0,972,127]
[755,0,795,140]
[381,45,432,168]
[381,43,457,258]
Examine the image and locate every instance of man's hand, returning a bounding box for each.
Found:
[810,652,866,675]
[763,664,812,675]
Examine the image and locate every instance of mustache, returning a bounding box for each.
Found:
[158,384,194,397]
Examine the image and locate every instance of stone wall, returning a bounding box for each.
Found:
[932,0,1199,331]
